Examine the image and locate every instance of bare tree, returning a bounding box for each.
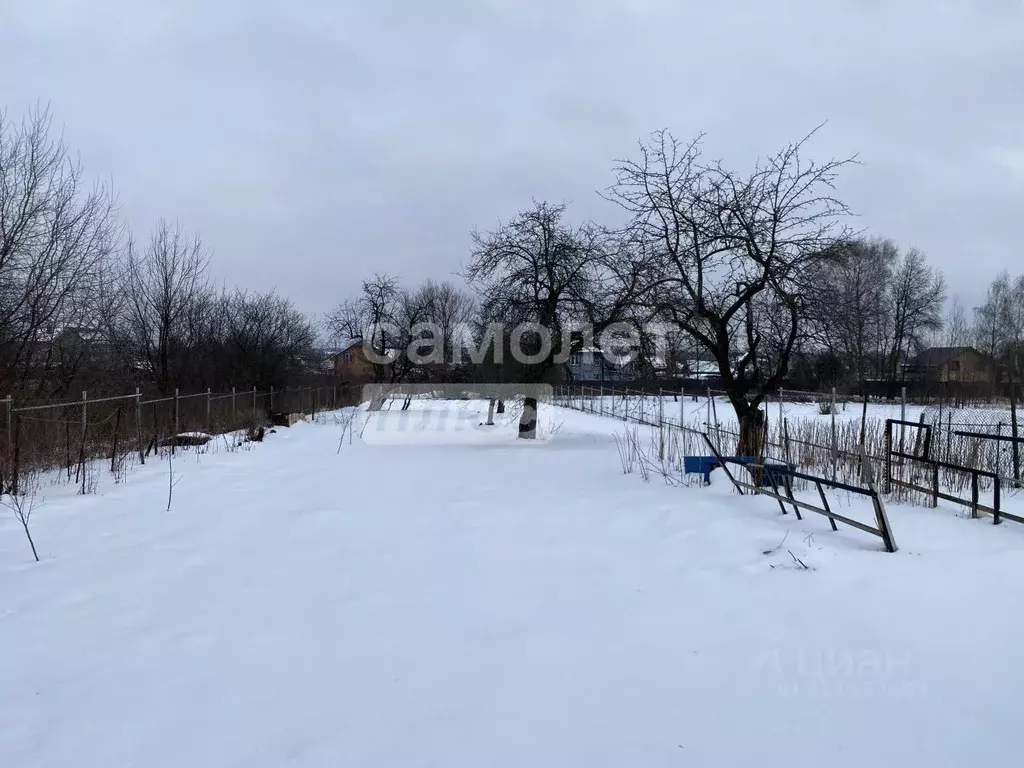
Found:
[944,295,970,349]
[326,297,364,345]
[2,470,41,562]
[464,201,606,438]
[607,129,854,455]
[225,289,316,389]
[809,238,896,386]
[328,273,438,385]
[975,272,1024,477]
[0,106,119,397]
[885,247,945,382]
[121,221,211,395]
[974,272,1009,364]
[416,279,476,376]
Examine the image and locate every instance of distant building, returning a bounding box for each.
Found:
[902,346,997,384]
[330,338,375,382]
[565,347,637,382]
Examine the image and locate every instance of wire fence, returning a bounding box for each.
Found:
[1,383,360,495]
[554,384,1024,506]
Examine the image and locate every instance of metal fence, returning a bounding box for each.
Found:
[1,384,359,495]
[553,385,897,552]
[554,384,1022,505]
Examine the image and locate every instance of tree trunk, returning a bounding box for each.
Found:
[485,398,495,425]
[736,406,765,458]
[518,397,537,439]
[736,405,766,486]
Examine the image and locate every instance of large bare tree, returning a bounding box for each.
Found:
[414,278,476,377]
[885,247,945,382]
[0,106,119,396]
[328,273,433,384]
[809,238,896,387]
[464,201,607,438]
[225,289,316,389]
[122,221,211,395]
[607,129,854,455]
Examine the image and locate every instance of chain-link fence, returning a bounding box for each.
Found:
[1,384,359,495]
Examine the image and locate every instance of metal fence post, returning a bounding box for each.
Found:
[173,388,179,454]
[4,394,11,475]
[231,386,236,428]
[270,386,275,412]
[996,422,1003,479]
[778,387,784,434]
[831,386,838,481]
[658,388,665,460]
[883,421,892,494]
[136,388,144,464]
[899,386,907,461]
[206,387,212,433]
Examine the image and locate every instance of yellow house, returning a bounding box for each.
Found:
[904,346,996,384]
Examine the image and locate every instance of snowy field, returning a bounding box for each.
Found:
[3,400,1024,767]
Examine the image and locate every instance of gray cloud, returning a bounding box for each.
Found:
[2,0,1021,317]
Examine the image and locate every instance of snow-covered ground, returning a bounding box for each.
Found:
[561,391,929,430]
[2,400,1023,767]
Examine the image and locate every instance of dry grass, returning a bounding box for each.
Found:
[2,386,355,496]
[558,389,1024,507]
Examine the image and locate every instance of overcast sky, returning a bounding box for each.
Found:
[2,0,1021,319]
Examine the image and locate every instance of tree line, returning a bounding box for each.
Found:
[327,130,1006,447]
[1,107,318,399]
[7,103,1008,449]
